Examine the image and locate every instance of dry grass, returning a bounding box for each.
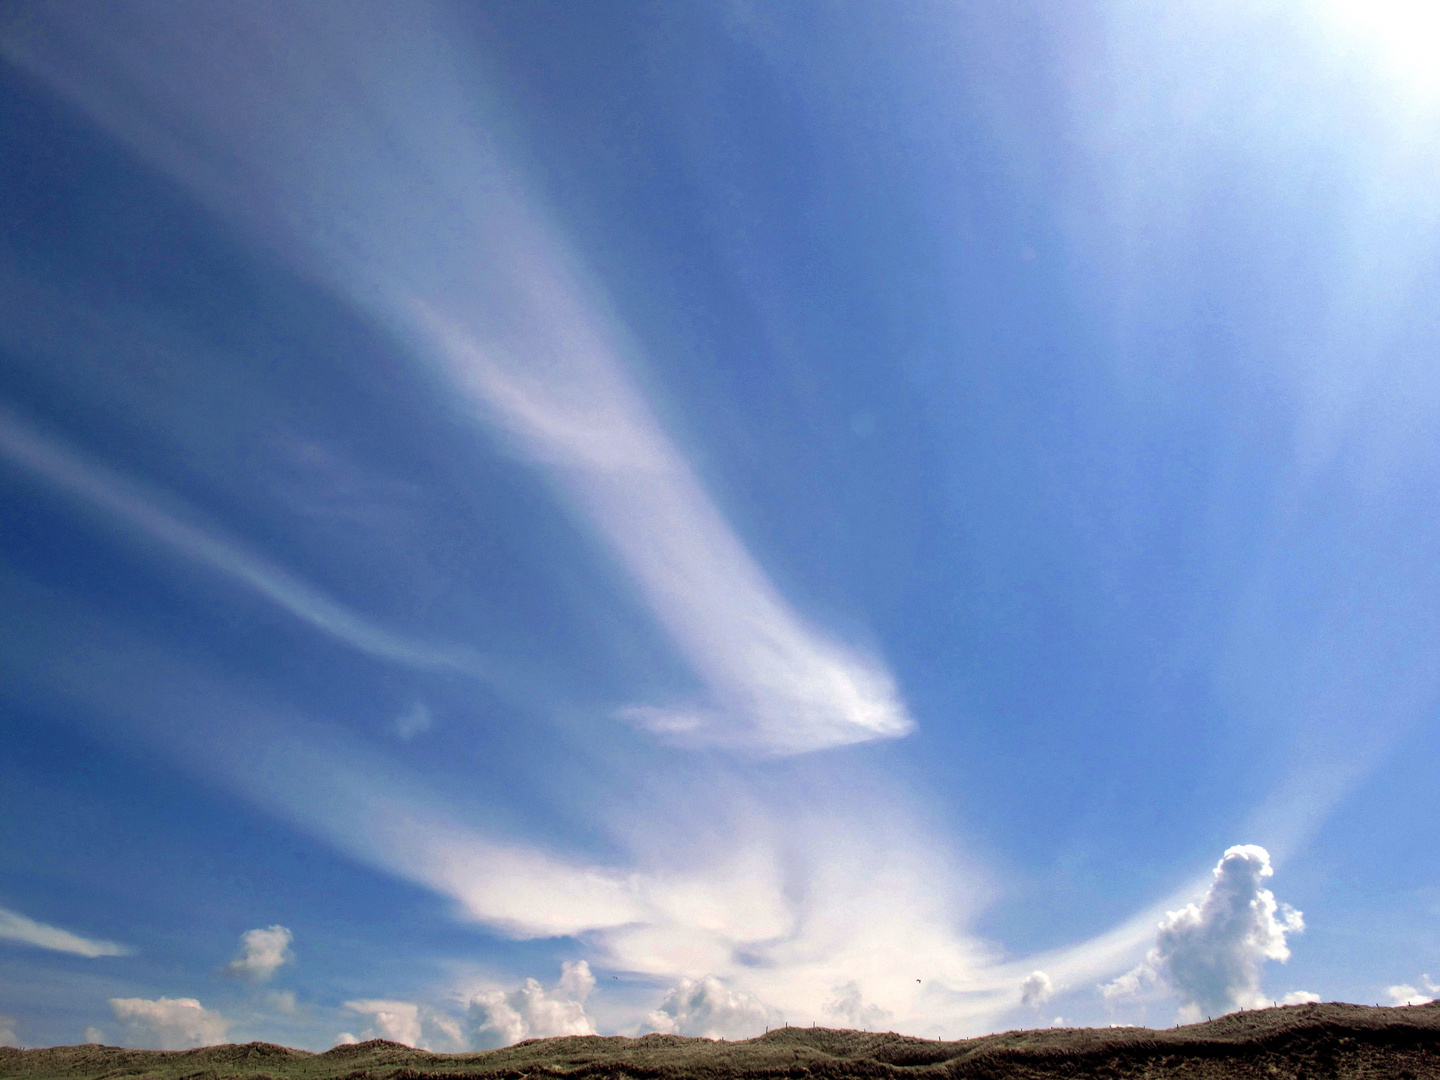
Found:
[4,1002,1438,1080]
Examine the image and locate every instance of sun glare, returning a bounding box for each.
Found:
[1322,0,1440,95]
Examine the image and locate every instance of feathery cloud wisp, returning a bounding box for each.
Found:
[0,905,129,958]
[0,409,487,679]
[109,997,230,1050]
[225,925,293,982]
[0,0,913,756]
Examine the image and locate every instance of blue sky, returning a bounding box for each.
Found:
[2,0,1440,1051]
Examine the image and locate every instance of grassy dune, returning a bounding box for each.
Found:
[4,1002,1439,1080]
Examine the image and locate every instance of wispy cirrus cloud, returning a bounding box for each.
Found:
[0,905,129,958]
[0,407,487,679]
[0,0,912,756]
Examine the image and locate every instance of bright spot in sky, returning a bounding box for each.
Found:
[1321,0,1440,93]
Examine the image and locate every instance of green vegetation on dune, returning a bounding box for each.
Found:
[4,1003,1439,1080]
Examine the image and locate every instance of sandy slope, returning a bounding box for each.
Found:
[3,1002,1438,1080]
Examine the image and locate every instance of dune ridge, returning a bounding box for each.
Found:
[4,1002,1439,1080]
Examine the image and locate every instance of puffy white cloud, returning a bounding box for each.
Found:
[343,1000,422,1047]
[0,1015,18,1047]
[1385,980,1435,1006]
[225,925,293,982]
[1021,971,1054,1008]
[0,906,128,957]
[83,1027,106,1044]
[823,981,891,1030]
[109,997,230,1050]
[645,976,775,1040]
[343,997,468,1051]
[1152,846,1302,1018]
[1103,846,1302,1020]
[1283,990,1321,1005]
[469,961,596,1049]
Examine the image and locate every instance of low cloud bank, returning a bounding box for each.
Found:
[1102,846,1304,1020]
[646,975,776,1040]
[0,1015,18,1047]
[823,981,891,1030]
[109,997,230,1050]
[1386,976,1437,1006]
[226,925,293,982]
[343,1000,464,1049]
[469,962,596,1048]
[0,905,129,957]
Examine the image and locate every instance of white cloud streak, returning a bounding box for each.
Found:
[0,905,129,958]
[469,961,597,1048]
[225,925,293,982]
[109,997,230,1050]
[0,0,912,756]
[0,5,1342,1041]
[0,408,487,679]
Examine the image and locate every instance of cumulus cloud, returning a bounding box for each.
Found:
[335,1033,358,1046]
[469,961,596,1049]
[83,1027,106,1044]
[344,999,466,1051]
[1021,971,1054,1008]
[109,997,230,1050]
[823,981,891,1030]
[1103,846,1302,1020]
[1153,846,1302,1017]
[1283,990,1321,1005]
[0,1015,18,1047]
[343,1000,422,1047]
[0,905,129,957]
[225,925,293,982]
[264,990,298,1014]
[645,975,775,1040]
[1385,977,1436,1006]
